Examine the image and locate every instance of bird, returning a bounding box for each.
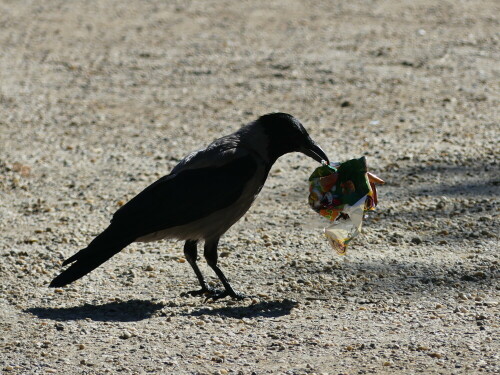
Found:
[49,113,329,300]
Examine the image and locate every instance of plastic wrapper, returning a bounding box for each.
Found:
[308,157,384,254]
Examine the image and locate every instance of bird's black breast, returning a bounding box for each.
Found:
[111,154,260,238]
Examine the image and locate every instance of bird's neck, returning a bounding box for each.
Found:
[237,122,296,166]
[237,124,273,165]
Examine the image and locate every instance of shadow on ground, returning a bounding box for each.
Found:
[382,159,498,198]
[295,257,498,297]
[25,298,298,322]
[184,299,298,319]
[24,299,165,322]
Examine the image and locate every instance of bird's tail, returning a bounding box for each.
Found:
[49,225,133,288]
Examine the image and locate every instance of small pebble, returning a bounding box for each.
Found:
[411,237,422,245]
[429,352,442,359]
[119,331,132,339]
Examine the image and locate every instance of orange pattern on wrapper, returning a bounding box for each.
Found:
[341,180,355,194]
[319,209,341,221]
[367,172,383,207]
[319,173,338,192]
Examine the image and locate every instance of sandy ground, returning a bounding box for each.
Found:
[0,0,499,374]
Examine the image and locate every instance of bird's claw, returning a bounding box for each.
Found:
[181,286,223,298]
[181,286,248,301]
[205,290,248,302]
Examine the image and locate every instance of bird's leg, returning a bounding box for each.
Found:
[204,238,246,300]
[181,240,217,297]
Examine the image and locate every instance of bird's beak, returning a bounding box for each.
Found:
[301,139,330,165]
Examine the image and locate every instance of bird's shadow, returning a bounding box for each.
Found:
[183,299,298,319]
[24,299,165,322]
[25,298,298,322]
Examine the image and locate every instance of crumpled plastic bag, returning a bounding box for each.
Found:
[308,156,384,254]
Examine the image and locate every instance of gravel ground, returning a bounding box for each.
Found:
[1,0,499,374]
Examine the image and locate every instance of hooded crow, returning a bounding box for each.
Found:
[50,113,329,299]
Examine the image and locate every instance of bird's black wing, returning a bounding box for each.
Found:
[111,153,258,238]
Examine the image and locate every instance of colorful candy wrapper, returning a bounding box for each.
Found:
[308,157,384,254]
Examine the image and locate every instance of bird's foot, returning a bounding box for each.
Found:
[181,286,248,301]
[205,289,248,302]
[181,286,223,298]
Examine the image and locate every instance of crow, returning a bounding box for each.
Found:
[50,113,329,299]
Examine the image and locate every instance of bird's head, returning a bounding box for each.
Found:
[255,113,330,165]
